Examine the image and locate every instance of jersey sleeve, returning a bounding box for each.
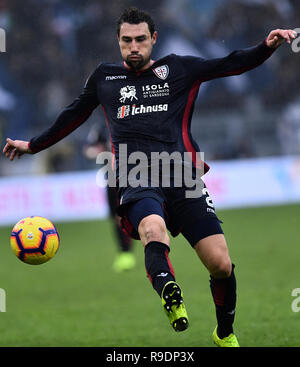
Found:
[29,66,101,153]
[179,40,275,83]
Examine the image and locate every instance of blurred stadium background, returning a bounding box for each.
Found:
[0,0,300,347]
[1,0,300,173]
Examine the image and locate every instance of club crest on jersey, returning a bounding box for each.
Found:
[119,85,138,103]
[153,65,169,80]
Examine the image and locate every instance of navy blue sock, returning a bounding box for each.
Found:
[144,241,175,296]
[210,264,237,338]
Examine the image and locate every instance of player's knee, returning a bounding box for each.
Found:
[210,257,232,279]
[138,215,169,246]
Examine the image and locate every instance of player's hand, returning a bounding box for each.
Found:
[2,138,33,161]
[266,29,297,48]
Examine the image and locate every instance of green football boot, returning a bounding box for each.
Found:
[212,326,240,347]
[161,281,189,332]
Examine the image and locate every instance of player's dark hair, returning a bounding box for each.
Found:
[117,7,156,36]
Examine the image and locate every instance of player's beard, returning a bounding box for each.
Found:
[126,54,150,71]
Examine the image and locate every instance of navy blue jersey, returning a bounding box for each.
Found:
[29,40,274,175]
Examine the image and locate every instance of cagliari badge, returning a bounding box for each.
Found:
[153,65,169,80]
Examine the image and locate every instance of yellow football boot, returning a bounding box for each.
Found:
[213,326,240,347]
[161,281,189,332]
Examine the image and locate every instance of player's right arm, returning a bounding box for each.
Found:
[2,67,101,161]
[2,138,32,161]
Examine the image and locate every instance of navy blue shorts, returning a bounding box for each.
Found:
[118,183,223,247]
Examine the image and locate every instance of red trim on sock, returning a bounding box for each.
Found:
[165,249,175,279]
[212,281,226,307]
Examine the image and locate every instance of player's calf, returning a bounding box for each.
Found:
[144,241,175,296]
[210,264,237,339]
[143,240,189,332]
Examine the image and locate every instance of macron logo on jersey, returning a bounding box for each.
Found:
[106,75,127,80]
[153,65,169,80]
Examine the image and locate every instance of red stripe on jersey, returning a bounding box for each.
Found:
[182,81,210,174]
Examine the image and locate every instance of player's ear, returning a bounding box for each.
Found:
[152,31,158,45]
[117,30,121,43]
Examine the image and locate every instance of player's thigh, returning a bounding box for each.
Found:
[117,186,167,242]
[127,197,169,247]
[194,234,232,278]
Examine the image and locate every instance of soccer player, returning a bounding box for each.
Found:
[3,7,296,347]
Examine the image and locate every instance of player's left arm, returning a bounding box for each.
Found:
[185,28,297,82]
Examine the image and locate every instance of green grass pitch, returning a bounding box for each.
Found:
[0,203,299,347]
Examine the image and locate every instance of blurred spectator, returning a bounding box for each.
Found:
[0,0,299,176]
[278,100,300,155]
